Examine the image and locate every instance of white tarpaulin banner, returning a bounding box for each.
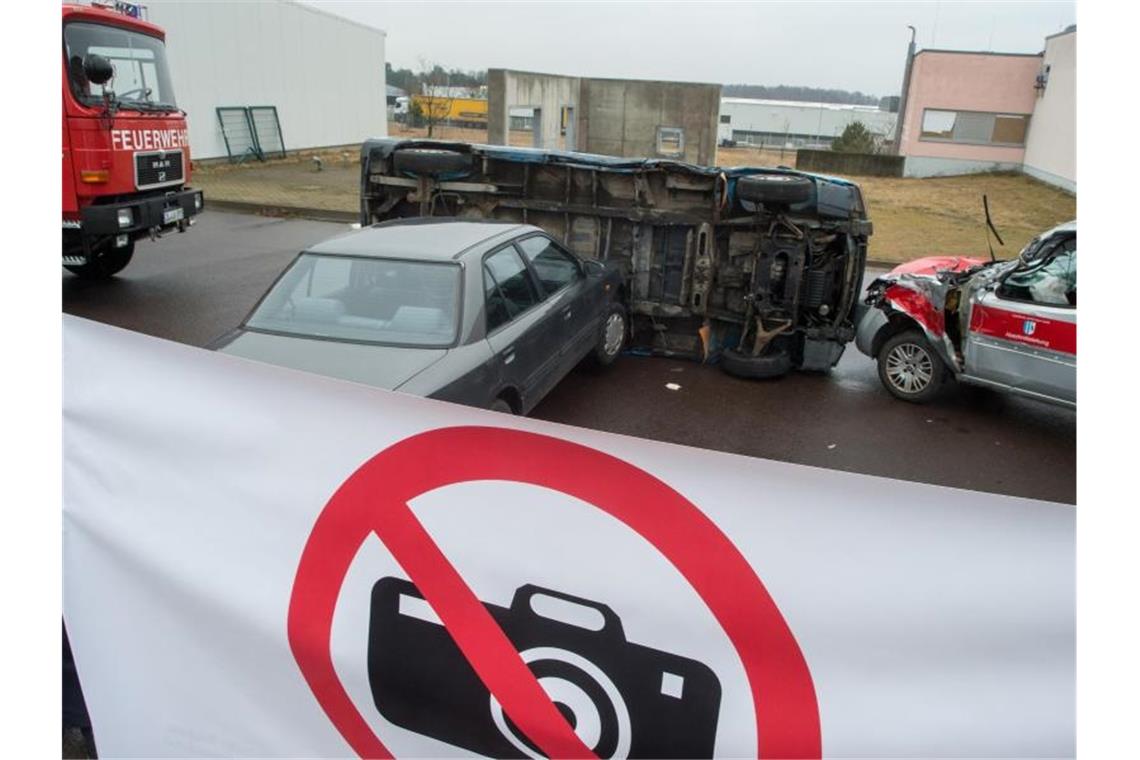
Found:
[63,316,1074,759]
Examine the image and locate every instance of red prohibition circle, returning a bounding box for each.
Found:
[287,426,820,758]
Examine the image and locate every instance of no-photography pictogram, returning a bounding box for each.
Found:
[287,426,820,758]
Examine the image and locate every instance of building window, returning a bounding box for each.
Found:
[719,114,731,124]
[919,109,1030,147]
[656,126,685,157]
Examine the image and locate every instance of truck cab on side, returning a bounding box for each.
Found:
[62,3,203,279]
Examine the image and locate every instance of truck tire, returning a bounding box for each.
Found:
[737,174,814,205]
[489,398,515,414]
[719,347,793,379]
[876,329,947,403]
[392,149,473,177]
[64,240,134,280]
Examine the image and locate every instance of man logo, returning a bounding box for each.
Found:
[1023,320,1037,336]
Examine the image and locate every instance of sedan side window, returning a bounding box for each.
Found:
[999,244,1076,307]
[517,236,581,297]
[483,247,540,331]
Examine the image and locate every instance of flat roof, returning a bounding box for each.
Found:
[307,219,529,261]
[721,97,884,112]
[914,48,1043,59]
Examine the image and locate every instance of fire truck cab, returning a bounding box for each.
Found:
[62,3,203,279]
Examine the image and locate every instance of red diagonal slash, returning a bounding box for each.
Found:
[288,426,820,758]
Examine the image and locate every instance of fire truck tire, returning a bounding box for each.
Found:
[737,174,814,205]
[64,241,135,280]
[719,347,793,379]
[392,149,473,177]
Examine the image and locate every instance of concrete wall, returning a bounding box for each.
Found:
[897,50,1041,165]
[146,0,387,160]
[1024,30,1076,192]
[487,69,579,149]
[578,78,720,164]
[796,150,904,177]
[903,156,1023,178]
[488,69,720,164]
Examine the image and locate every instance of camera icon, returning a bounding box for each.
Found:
[367,577,722,758]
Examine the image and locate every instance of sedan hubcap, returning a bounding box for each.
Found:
[885,342,934,394]
[603,313,624,355]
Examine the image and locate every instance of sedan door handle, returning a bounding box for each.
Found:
[503,349,516,365]
[563,309,573,321]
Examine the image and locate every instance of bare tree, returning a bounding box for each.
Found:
[415,58,454,138]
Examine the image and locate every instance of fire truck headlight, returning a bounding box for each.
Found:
[117,209,134,228]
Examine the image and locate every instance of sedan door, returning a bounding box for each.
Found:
[516,235,598,371]
[962,242,1076,404]
[482,245,565,411]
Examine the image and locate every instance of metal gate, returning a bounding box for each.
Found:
[216,106,286,163]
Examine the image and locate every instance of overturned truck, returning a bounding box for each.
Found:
[359,139,871,377]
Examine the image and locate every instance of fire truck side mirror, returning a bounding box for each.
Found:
[84,55,114,87]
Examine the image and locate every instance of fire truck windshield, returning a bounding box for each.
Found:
[64,21,177,111]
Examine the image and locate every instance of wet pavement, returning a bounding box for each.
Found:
[63,210,1075,503]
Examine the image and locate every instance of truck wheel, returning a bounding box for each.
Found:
[877,329,947,403]
[489,398,515,414]
[64,241,135,280]
[737,174,814,205]
[592,304,626,367]
[719,347,792,379]
[393,149,473,177]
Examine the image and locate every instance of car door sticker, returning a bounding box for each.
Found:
[968,304,1076,355]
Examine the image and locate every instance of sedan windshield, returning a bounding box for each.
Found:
[64,22,177,110]
[246,254,461,347]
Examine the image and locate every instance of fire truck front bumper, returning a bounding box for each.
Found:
[78,188,204,237]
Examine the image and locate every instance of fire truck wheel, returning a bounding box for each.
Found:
[65,240,135,280]
[736,173,814,206]
[392,149,474,178]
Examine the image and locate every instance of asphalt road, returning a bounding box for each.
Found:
[63,210,1076,503]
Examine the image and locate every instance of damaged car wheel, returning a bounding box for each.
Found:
[877,330,947,403]
[737,174,814,206]
[392,149,473,177]
[719,347,793,380]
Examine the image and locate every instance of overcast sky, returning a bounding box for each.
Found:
[302,1,1075,97]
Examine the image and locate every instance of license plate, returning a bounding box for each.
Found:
[163,207,185,225]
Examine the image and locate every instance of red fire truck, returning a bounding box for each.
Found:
[62,3,203,279]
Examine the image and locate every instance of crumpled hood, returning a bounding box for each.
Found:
[218,330,448,391]
[889,256,988,277]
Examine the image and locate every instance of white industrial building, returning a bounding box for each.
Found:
[718,98,897,150]
[137,0,387,160]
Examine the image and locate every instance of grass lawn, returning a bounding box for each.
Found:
[716,147,1075,264]
[195,128,1075,265]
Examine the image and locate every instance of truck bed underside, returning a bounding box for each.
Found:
[361,141,869,364]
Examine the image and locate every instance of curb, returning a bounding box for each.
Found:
[205,199,358,224]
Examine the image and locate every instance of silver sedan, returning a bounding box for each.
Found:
[213,218,628,414]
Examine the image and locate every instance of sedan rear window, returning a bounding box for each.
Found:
[246,254,460,346]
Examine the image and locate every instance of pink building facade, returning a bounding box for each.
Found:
[897,50,1044,178]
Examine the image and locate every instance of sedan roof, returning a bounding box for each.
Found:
[307,218,533,261]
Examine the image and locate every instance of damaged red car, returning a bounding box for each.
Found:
[855,221,1075,408]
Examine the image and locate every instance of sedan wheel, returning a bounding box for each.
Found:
[593,305,626,367]
[877,329,946,403]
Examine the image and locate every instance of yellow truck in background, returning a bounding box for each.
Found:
[409,95,488,128]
